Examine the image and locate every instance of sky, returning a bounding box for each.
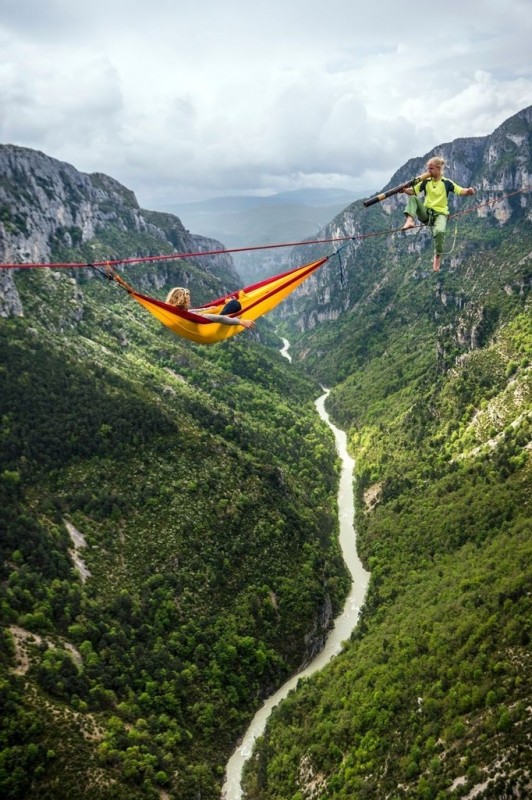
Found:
[1,0,531,211]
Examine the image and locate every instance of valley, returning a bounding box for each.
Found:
[1,106,531,800]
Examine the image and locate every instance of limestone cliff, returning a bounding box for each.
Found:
[279,106,532,341]
[0,146,240,317]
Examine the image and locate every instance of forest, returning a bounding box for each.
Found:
[0,261,350,799]
[1,108,531,800]
[241,114,532,798]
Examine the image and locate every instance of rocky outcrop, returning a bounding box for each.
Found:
[383,105,532,216]
[298,754,328,800]
[303,592,334,664]
[281,106,532,337]
[0,146,241,316]
[0,270,23,318]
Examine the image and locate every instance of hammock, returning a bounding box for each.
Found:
[114,256,330,345]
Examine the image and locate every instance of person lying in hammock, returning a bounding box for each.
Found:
[165,287,255,329]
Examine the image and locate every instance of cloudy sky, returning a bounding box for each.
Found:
[1,0,531,210]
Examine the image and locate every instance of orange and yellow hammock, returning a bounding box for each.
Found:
[114,256,329,345]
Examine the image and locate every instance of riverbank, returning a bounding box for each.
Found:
[221,372,370,799]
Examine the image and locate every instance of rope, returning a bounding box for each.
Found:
[449,187,527,220]
[332,239,352,287]
[440,191,478,256]
[397,187,528,235]
[442,220,459,257]
[0,235,356,270]
[0,187,527,271]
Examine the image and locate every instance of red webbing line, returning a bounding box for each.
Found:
[448,187,528,219]
[0,188,527,270]
[0,235,353,270]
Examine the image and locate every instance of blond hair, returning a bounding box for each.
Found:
[165,287,190,308]
[427,156,446,169]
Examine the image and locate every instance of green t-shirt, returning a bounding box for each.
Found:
[413,177,465,215]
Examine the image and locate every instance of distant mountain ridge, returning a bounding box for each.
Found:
[167,187,358,214]
[163,188,365,282]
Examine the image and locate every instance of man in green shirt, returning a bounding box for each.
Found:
[401,156,475,271]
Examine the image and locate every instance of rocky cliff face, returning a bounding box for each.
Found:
[382,105,532,219]
[280,106,532,340]
[0,146,240,317]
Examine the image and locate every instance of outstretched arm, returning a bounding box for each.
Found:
[199,313,255,329]
[232,317,255,329]
[460,187,475,196]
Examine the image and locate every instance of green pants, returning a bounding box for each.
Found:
[404,195,447,255]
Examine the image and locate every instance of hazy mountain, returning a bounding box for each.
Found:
[163,187,364,283]
[166,187,357,215]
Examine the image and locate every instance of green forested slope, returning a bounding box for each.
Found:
[243,524,530,799]
[242,124,531,797]
[0,262,349,799]
[245,304,531,797]
[244,312,531,795]
[1,115,531,800]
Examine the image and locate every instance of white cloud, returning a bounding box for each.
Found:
[0,0,531,208]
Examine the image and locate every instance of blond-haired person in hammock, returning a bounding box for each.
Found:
[401,156,475,272]
[165,287,255,329]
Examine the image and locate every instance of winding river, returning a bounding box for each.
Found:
[221,339,370,799]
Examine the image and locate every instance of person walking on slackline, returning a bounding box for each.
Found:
[401,156,475,272]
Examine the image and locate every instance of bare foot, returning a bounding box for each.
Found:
[401,217,415,231]
[432,254,441,272]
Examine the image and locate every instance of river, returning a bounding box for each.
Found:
[221,339,370,799]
